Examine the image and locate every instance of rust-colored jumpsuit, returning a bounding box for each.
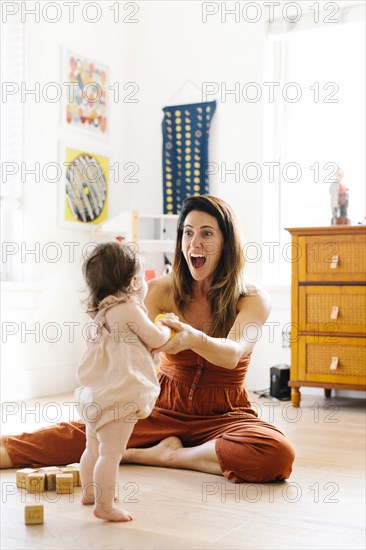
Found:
[4,351,295,482]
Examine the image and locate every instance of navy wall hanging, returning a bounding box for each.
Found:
[162,100,216,214]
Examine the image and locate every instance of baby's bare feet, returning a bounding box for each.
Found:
[82,495,118,505]
[81,496,94,505]
[94,505,134,522]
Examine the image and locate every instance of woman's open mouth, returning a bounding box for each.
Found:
[190,253,206,269]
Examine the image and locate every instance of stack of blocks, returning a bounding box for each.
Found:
[16,463,81,525]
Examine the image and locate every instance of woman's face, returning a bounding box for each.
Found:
[182,210,224,282]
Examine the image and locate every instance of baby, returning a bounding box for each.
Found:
[74,242,174,521]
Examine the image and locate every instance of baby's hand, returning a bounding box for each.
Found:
[154,313,178,339]
[154,313,179,324]
[151,316,194,355]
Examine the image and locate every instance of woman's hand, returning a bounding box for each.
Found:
[151,315,199,354]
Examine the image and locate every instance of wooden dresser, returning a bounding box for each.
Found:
[285,226,366,407]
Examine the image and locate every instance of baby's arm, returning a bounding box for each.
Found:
[107,302,172,349]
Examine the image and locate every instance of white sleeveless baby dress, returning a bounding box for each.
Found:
[74,294,160,431]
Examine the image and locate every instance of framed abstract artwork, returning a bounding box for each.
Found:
[63,49,109,137]
[59,142,109,229]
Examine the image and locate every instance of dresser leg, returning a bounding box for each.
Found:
[324,389,332,398]
[291,387,301,408]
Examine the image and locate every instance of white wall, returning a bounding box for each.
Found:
[120,1,266,284]
[2,4,130,400]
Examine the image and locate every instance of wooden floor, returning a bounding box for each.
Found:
[1,392,365,549]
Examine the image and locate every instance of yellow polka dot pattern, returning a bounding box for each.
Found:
[162,101,216,214]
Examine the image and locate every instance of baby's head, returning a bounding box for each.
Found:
[83,242,145,310]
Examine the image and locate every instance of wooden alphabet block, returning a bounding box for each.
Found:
[56,473,74,494]
[66,463,81,486]
[60,467,79,487]
[26,473,45,493]
[16,468,38,489]
[40,467,63,491]
[25,505,44,525]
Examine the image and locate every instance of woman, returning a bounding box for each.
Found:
[1,195,295,482]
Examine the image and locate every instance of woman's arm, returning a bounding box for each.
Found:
[157,287,272,369]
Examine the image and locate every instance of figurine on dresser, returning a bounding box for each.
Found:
[329,169,350,225]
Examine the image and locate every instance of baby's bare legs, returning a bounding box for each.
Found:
[80,426,99,505]
[93,418,135,522]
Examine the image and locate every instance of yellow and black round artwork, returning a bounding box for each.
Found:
[65,153,107,223]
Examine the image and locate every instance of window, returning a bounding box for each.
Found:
[263,3,365,284]
[0,14,24,281]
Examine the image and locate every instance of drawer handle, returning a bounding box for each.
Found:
[330,255,339,269]
[330,306,339,320]
[329,356,339,370]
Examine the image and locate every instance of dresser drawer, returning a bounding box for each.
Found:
[299,286,366,335]
[298,336,366,384]
[298,235,366,282]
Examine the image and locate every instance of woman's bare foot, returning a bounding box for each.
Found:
[0,438,13,469]
[94,505,134,522]
[123,437,222,476]
[122,436,183,467]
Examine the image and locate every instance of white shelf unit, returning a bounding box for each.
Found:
[94,212,179,272]
[138,214,178,253]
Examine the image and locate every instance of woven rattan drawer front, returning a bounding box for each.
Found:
[299,286,366,335]
[298,235,366,282]
[298,337,366,383]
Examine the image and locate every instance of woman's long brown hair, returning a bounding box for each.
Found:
[172,195,247,338]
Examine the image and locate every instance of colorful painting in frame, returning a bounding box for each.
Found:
[65,51,109,136]
[63,146,109,225]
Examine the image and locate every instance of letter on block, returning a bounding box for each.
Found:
[26,473,45,493]
[25,505,44,525]
[61,467,79,487]
[56,473,74,494]
[16,468,38,489]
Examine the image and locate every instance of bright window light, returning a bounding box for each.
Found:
[264,17,365,284]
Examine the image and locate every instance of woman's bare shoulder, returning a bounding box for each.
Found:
[146,274,175,318]
[244,281,268,296]
[237,281,272,312]
[147,274,173,295]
